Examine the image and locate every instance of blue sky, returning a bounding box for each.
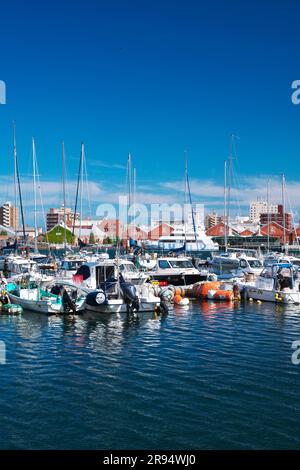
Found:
[1,0,300,226]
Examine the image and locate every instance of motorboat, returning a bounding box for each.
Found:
[69,259,162,314]
[146,224,219,255]
[238,255,263,276]
[147,256,207,286]
[72,258,148,288]
[6,279,86,314]
[5,255,37,278]
[245,262,300,304]
[209,255,245,281]
[59,255,87,279]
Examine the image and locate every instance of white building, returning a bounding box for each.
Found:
[249,200,278,224]
[187,205,204,227]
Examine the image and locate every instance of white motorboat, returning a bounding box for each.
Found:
[68,259,162,314]
[238,255,263,276]
[71,258,148,288]
[59,255,87,279]
[147,256,207,286]
[209,255,245,281]
[6,279,86,314]
[146,224,219,254]
[245,262,300,304]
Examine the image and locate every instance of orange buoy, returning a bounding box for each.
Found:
[207,289,233,301]
[174,294,183,304]
[199,282,221,298]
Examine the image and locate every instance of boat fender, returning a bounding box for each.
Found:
[174,295,189,306]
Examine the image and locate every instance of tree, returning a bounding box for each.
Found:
[89,232,95,244]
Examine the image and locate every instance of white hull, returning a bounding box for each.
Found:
[246,287,300,304]
[8,288,86,314]
[8,292,62,314]
[85,299,160,314]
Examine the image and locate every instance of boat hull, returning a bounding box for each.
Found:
[149,273,206,286]
[246,287,300,304]
[85,299,160,314]
[8,292,62,314]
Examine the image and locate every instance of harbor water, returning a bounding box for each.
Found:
[0,300,300,449]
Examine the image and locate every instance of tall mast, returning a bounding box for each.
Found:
[267,178,270,253]
[126,153,132,245]
[224,159,227,252]
[282,173,286,253]
[185,151,198,250]
[184,151,188,253]
[133,166,136,218]
[79,143,84,241]
[62,141,67,251]
[13,126,18,240]
[226,135,233,241]
[72,143,83,237]
[32,137,38,253]
[13,122,26,241]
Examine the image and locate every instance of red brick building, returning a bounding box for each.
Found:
[260,222,291,244]
[206,222,239,237]
[148,223,174,241]
[99,219,123,239]
[260,204,292,231]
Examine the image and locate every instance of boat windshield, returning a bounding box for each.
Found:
[169,260,194,269]
[120,264,138,273]
[62,260,84,270]
[248,259,262,268]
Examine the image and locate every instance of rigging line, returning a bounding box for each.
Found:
[284,176,299,248]
[73,145,82,236]
[13,123,26,241]
[34,146,50,251]
[83,152,92,219]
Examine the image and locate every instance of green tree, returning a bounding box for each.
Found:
[89,232,95,244]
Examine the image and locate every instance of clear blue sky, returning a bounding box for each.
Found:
[1,0,300,225]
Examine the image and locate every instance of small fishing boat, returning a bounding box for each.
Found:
[6,280,86,314]
[245,262,300,304]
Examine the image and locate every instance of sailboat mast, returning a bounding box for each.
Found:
[79,143,84,241]
[72,144,83,237]
[224,159,227,252]
[226,135,233,244]
[126,153,132,246]
[62,141,67,251]
[32,137,38,253]
[281,173,286,252]
[267,178,270,253]
[13,122,26,241]
[185,152,198,250]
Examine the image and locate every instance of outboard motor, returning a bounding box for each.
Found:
[119,273,139,313]
[85,289,107,307]
[61,286,76,314]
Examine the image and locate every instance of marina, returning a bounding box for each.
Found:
[0,300,300,450]
[1,0,300,460]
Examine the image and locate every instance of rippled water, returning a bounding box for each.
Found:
[0,300,300,449]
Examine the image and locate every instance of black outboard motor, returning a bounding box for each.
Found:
[56,285,76,314]
[119,273,139,313]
